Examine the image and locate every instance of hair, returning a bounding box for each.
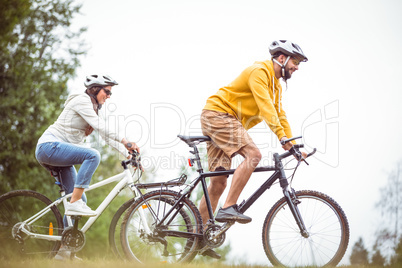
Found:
[86,86,103,96]
[272,52,287,60]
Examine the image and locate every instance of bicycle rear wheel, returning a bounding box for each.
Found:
[120,190,202,263]
[262,190,349,267]
[0,190,63,259]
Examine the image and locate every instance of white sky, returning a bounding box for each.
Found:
[69,0,402,265]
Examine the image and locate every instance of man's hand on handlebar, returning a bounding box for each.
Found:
[280,136,307,160]
[280,136,293,151]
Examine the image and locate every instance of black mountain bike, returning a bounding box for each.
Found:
[119,135,349,267]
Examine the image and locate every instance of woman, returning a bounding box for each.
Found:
[35,74,139,217]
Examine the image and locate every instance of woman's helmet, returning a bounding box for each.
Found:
[269,40,308,62]
[84,74,118,88]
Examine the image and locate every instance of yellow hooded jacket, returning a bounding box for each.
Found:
[204,60,294,142]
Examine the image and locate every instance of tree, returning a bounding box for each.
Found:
[390,236,402,266]
[376,163,402,244]
[374,162,402,263]
[371,247,386,267]
[0,0,87,196]
[350,237,369,265]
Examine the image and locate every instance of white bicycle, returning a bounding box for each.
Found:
[0,150,184,259]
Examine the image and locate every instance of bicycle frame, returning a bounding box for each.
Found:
[18,168,141,242]
[153,149,308,240]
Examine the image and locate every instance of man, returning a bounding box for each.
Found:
[199,40,308,258]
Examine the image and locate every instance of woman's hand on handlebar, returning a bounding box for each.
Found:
[122,138,140,154]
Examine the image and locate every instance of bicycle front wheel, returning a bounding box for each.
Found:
[120,190,202,263]
[262,190,349,267]
[0,190,63,259]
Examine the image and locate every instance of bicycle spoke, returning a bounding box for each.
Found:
[263,190,349,267]
[120,190,202,263]
[0,190,63,259]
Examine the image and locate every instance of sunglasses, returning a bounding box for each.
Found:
[291,57,301,66]
[102,88,112,96]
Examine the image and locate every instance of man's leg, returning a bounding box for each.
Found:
[223,143,261,208]
[215,143,261,223]
[198,174,227,259]
[199,175,227,225]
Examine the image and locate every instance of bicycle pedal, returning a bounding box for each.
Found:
[198,245,210,255]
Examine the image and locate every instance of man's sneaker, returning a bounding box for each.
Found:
[54,247,82,261]
[65,199,97,217]
[215,204,252,224]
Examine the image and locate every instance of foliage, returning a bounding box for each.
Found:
[0,0,87,196]
[376,163,402,242]
[373,162,402,263]
[350,237,369,265]
[371,248,386,267]
[390,236,402,266]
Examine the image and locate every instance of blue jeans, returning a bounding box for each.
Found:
[36,142,100,227]
[35,141,100,195]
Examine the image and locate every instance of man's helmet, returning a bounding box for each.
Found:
[269,40,308,62]
[84,74,118,88]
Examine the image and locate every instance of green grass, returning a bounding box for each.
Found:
[0,258,388,268]
[0,259,268,268]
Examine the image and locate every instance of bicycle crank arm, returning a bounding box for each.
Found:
[211,222,234,239]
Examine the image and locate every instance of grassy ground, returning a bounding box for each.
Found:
[0,259,270,268]
[0,258,388,268]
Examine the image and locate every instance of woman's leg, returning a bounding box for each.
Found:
[36,142,100,201]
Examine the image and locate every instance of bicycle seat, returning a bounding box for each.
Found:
[177,135,211,146]
[42,164,66,191]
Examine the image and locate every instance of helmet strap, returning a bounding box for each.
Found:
[85,89,102,112]
[273,56,290,78]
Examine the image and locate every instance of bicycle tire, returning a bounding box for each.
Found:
[120,190,202,263]
[108,197,135,259]
[0,190,64,259]
[262,190,349,267]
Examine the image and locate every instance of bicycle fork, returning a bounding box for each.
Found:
[283,187,309,238]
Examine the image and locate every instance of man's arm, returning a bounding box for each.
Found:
[248,68,287,140]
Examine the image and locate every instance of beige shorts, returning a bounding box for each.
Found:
[201,110,254,171]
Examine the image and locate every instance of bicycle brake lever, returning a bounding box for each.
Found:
[302,148,318,165]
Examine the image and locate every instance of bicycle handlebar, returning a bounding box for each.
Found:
[122,143,142,169]
[278,136,317,165]
[280,136,302,146]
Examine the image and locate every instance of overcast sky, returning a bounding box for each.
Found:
[69,0,402,265]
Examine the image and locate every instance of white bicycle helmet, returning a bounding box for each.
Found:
[269,40,308,62]
[84,74,118,88]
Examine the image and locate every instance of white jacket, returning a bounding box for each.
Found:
[38,92,128,157]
